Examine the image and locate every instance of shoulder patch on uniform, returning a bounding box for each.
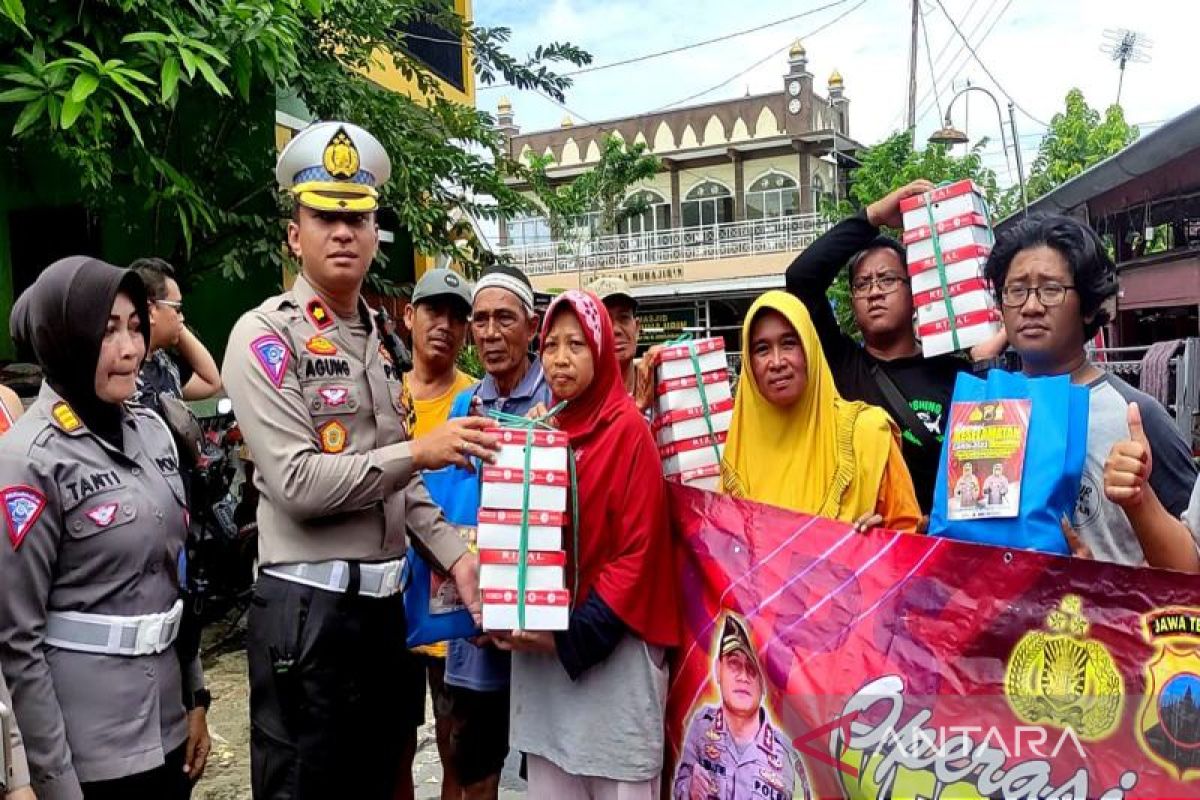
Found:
[2,486,46,550]
[318,420,348,454]
[251,334,291,388]
[306,335,338,356]
[305,299,334,331]
[85,501,119,528]
[51,401,81,433]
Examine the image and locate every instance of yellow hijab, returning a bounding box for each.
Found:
[721,290,896,521]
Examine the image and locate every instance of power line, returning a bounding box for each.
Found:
[916,0,944,124]
[909,0,1013,130]
[649,0,870,113]
[477,0,859,92]
[929,0,1047,126]
[888,0,995,133]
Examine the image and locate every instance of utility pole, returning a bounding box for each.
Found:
[906,0,919,134]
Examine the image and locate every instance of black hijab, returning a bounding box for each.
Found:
[10,256,150,447]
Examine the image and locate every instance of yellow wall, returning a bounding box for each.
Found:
[363,0,475,109]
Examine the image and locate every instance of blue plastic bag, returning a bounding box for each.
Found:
[403,388,482,648]
[929,369,1088,554]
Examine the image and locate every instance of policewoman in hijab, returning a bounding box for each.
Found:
[721,290,921,532]
[0,257,209,800]
[496,289,680,799]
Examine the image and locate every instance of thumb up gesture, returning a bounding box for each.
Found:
[1103,402,1153,508]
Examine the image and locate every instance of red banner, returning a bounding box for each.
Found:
[666,484,1200,800]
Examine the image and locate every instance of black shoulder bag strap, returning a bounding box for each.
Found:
[868,360,940,450]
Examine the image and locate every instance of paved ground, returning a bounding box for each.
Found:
[193,624,525,799]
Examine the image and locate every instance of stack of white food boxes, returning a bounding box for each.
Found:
[478,427,570,630]
[900,180,1003,358]
[652,338,732,492]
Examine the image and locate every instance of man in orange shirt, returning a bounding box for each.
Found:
[397,268,477,800]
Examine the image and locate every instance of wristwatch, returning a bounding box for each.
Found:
[191,687,213,712]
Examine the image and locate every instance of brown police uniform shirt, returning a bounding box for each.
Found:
[0,386,194,799]
[674,706,805,800]
[220,273,465,571]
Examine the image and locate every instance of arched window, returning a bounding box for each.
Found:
[682,181,733,228]
[745,172,799,220]
[811,174,828,212]
[618,189,671,236]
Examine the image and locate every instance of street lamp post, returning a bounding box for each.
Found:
[929,85,1028,217]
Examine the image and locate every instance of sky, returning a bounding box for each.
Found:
[471,0,1197,191]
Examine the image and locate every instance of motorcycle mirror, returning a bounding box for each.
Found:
[217,397,233,415]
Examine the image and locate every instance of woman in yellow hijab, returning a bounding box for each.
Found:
[721,290,921,531]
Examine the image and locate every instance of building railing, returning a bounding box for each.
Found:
[498,213,829,276]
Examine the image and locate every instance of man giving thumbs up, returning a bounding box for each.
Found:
[1104,402,1200,573]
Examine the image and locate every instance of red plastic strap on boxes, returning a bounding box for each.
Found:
[494,428,568,448]
[659,430,729,459]
[655,369,729,397]
[901,211,990,245]
[666,462,723,482]
[481,467,570,486]
[912,277,992,308]
[917,308,1002,337]
[479,549,568,566]
[658,337,725,362]
[477,508,567,526]
[482,588,571,606]
[898,179,980,212]
[651,397,735,433]
[907,243,991,277]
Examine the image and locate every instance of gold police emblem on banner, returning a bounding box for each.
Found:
[1005,594,1123,740]
[1136,607,1200,781]
[322,127,360,179]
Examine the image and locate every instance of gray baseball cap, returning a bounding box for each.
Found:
[411,268,473,313]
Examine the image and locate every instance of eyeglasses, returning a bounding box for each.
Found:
[155,300,183,311]
[1000,283,1075,308]
[850,274,909,297]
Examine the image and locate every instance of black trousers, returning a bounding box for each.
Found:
[248,571,424,800]
[81,743,191,800]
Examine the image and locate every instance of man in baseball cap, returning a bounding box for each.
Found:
[587,276,640,395]
[398,266,479,799]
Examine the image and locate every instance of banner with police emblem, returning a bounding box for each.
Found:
[666,484,1200,799]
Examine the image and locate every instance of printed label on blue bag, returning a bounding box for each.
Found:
[428,525,476,615]
[946,399,1030,520]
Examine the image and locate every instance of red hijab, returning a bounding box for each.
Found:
[541,291,680,647]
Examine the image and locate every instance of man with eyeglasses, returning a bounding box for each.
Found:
[984,214,1197,568]
[785,181,1006,514]
[131,257,223,413]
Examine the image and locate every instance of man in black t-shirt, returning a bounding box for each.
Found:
[785,181,1006,514]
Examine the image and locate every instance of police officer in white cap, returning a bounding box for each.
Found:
[222,121,501,799]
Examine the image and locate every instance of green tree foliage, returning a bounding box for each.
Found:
[823,130,999,335]
[0,0,589,283]
[524,133,660,244]
[1023,88,1140,202]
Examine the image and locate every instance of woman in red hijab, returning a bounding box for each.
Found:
[497,289,679,798]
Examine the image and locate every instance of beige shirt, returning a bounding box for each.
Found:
[220,274,465,571]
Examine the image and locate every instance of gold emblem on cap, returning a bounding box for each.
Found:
[322,127,360,180]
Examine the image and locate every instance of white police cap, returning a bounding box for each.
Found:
[275,121,391,213]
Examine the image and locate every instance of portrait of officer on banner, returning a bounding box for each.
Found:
[674,613,810,800]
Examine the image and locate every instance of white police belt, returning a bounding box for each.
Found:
[45,599,184,657]
[263,558,406,598]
